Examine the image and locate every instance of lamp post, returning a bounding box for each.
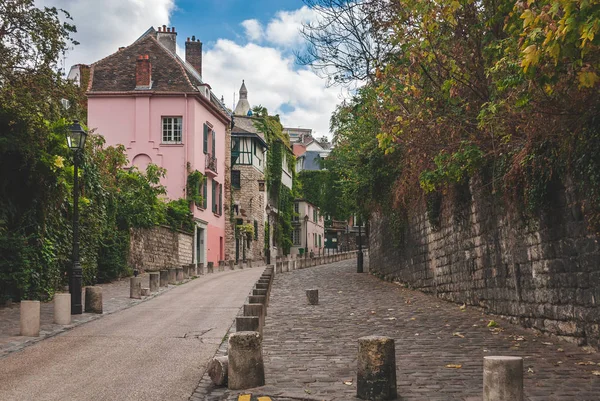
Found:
[66,120,87,314]
[265,205,271,265]
[304,214,309,259]
[357,214,364,273]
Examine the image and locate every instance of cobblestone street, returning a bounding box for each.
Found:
[228,259,600,401]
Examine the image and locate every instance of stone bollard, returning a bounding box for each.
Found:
[253,289,268,306]
[248,259,253,268]
[160,270,169,287]
[236,316,261,335]
[248,294,267,317]
[228,331,265,390]
[189,263,197,277]
[243,303,264,330]
[218,260,225,272]
[130,277,142,299]
[54,293,71,325]
[168,268,177,284]
[198,262,205,275]
[141,287,150,296]
[483,356,523,401]
[275,263,282,274]
[85,286,103,313]
[229,260,235,270]
[176,267,184,282]
[149,272,160,292]
[207,261,214,274]
[20,300,40,337]
[208,355,229,386]
[306,289,319,305]
[183,265,189,279]
[357,336,397,400]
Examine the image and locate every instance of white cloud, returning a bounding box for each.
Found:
[240,6,317,47]
[203,39,342,138]
[35,0,175,68]
[241,19,263,42]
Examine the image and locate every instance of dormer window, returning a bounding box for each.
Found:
[162,116,182,143]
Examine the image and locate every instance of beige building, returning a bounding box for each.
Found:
[227,81,268,262]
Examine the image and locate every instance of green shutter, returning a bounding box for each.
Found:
[203,180,207,209]
[212,129,216,155]
[212,180,217,213]
[203,124,208,154]
[219,184,223,215]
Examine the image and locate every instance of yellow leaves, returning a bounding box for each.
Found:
[577,71,599,88]
[520,9,535,28]
[54,155,64,169]
[521,45,540,72]
[446,364,462,369]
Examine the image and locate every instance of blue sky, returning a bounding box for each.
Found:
[172,0,305,45]
[37,0,342,138]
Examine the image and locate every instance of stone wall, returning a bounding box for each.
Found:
[128,226,193,272]
[369,178,600,347]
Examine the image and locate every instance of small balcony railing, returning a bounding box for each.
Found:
[205,154,218,175]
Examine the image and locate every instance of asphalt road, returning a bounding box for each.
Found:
[0,267,265,401]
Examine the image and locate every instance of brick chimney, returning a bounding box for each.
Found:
[186,35,202,76]
[135,55,151,88]
[156,25,177,54]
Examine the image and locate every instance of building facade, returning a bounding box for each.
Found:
[86,26,231,266]
[291,200,325,257]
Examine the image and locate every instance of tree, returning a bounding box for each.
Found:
[298,0,393,86]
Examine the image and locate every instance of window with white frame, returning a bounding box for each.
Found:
[162,117,182,143]
[292,228,301,245]
[293,202,299,221]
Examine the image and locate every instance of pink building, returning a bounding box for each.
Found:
[86,26,231,265]
[291,200,325,257]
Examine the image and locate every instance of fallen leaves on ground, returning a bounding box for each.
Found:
[386,317,396,320]
[487,320,498,328]
[453,332,465,338]
[542,342,553,346]
[446,364,462,369]
[576,361,598,366]
[460,304,466,311]
[592,371,600,376]
[528,367,534,373]
[343,380,353,385]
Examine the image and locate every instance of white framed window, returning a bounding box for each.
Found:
[162,116,182,143]
[292,228,301,245]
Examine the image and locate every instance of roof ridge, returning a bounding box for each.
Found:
[147,35,197,92]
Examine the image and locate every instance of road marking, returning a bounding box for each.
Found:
[238,395,251,401]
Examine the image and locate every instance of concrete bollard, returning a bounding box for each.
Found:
[218,260,225,272]
[183,265,189,279]
[306,289,319,305]
[198,262,204,275]
[54,293,71,325]
[207,261,214,274]
[243,303,264,330]
[168,268,177,284]
[160,270,169,287]
[229,260,235,270]
[176,267,184,282]
[483,356,523,401]
[85,286,103,313]
[130,277,142,299]
[149,272,160,292]
[275,264,282,274]
[248,259,253,268]
[189,263,197,277]
[228,331,265,390]
[236,316,261,335]
[253,289,268,306]
[141,287,150,296]
[357,336,397,400]
[20,300,40,337]
[208,355,229,386]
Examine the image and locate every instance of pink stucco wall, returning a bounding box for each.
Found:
[88,94,227,264]
[291,201,325,256]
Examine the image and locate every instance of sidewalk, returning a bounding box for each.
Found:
[0,273,180,358]
[205,259,600,401]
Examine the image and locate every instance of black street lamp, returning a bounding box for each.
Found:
[66,120,87,314]
[304,214,309,259]
[357,214,364,273]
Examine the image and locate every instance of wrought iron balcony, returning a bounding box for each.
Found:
[205,154,218,176]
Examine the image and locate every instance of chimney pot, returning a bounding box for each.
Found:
[172,26,175,32]
[192,35,196,41]
[163,24,166,30]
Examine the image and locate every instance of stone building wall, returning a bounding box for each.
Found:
[369,178,600,347]
[228,165,266,262]
[224,125,233,261]
[128,225,193,272]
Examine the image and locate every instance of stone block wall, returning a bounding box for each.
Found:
[369,178,600,347]
[128,226,194,272]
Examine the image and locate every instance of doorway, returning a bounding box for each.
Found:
[196,227,205,265]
